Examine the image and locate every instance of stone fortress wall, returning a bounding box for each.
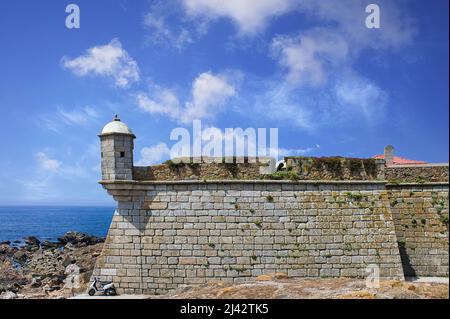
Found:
[388,183,449,277]
[93,117,449,295]
[133,157,272,181]
[385,164,449,183]
[95,180,406,294]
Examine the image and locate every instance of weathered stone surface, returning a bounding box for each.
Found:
[0,238,103,299]
[133,161,266,181]
[386,165,449,183]
[388,184,449,277]
[100,134,135,181]
[96,120,449,296]
[284,157,383,181]
[93,181,410,295]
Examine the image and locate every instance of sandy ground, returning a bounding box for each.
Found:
[72,275,449,299]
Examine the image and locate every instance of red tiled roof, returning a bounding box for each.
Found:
[373,155,427,165]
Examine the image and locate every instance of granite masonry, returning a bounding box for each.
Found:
[388,183,449,277]
[93,117,449,295]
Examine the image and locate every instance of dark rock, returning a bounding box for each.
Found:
[1,234,104,299]
[41,241,61,250]
[1,241,11,245]
[0,245,9,255]
[24,236,40,246]
[31,277,42,288]
[7,283,22,293]
[24,236,40,250]
[49,276,64,286]
[0,243,17,257]
[13,250,28,263]
[58,231,104,248]
[62,256,72,267]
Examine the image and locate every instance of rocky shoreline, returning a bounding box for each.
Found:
[0,232,104,299]
[1,232,448,300]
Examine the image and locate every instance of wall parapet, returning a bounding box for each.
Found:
[133,157,276,181]
[385,164,449,183]
[284,156,384,181]
[386,182,449,187]
[100,179,387,186]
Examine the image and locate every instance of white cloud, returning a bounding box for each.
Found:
[172,124,319,160]
[136,72,236,124]
[136,143,171,166]
[297,0,415,50]
[36,152,61,172]
[136,87,181,119]
[334,75,387,122]
[267,0,415,89]
[144,12,194,49]
[252,73,387,131]
[183,0,296,35]
[59,163,91,179]
[184,72,236,123]
[271,29,349,87]
[254,83,315,131]
[22,145,102,202]
[40,116,61,133]
[40,106,99,132]
[58,106,98,126]
[62,38,140,88]
[21,175,55,201]
[177,0,415,44]
[264,0,411,129]
[197,125,319,159]
[144,0,415,50]
[135,126,318,164]
[142,0,207,50]
[140,0,412,132]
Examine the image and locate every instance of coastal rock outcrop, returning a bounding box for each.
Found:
[0,291,18,299]
[57,231,105,248]
[0,232,104,299]
[24,236,40,251]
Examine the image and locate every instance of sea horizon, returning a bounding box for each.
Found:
[0,204,115,207]
[0,206,116,243]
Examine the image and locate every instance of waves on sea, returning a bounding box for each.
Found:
[0,206,115,243]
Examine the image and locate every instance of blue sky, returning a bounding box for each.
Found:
[0,0,448,205]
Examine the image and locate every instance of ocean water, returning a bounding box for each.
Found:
[0,206,115,243]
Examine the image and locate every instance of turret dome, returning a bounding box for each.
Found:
[100,115,135,136]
